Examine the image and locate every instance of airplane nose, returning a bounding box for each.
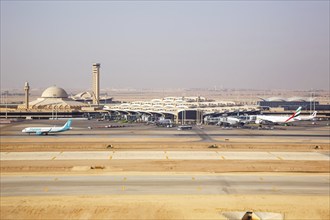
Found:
[22,129,26,132]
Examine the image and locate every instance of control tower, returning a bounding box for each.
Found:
[24,82,30,109]
[92,63,101,105]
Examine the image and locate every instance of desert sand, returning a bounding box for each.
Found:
[1,195,329,220]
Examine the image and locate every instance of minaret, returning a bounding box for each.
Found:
[92,63,101,105]
[24,82,30,109]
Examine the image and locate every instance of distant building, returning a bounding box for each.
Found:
[24,82,30,109]
[104,96,258,124]
[92,63,101,105]
[257,97,329,111]
[70,91,113,104]
[18,86,87,111]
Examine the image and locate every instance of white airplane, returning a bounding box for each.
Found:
[296,111,317,121]
[255,107,302,124]
[155,119,173,127]
[217,116,242,126]
[22,119,72,135]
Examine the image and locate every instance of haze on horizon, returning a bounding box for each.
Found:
[1,1,329,91]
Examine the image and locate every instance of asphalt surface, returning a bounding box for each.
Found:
[1,120,329,142]
[1,174,329,196]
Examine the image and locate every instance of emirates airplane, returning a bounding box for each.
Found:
[22,119,72,135]
[255,107,303,124]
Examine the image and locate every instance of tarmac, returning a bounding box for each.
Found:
[1,151,329,161]
[1,174,329,196]
[0,151,330,161]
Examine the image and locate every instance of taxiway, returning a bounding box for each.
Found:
[1,174,329,196]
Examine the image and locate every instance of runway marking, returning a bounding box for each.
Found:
[259,177,264,181]
[272,186,279,192]
[164,151,169,160]
[3,174,329,197]
[2,151,328,161]
[268,152,283,160]
[123,177,127,181]
[192,177,195,181]
[54,178,58,181]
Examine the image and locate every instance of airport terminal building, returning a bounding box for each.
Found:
[70,91,113,104]
[17,86,87,111]
[258,97,330,111]
[103,96,259,124]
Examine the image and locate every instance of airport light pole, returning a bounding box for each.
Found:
[5,91,8,119]
[183,109,186,125]
[51,103,61,120]
[311,90,315,112]
[313,91,315,111]
[310,89,312,115]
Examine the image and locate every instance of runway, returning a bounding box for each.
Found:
[1,133,329,140]
[1,174,329,196]
[1,120,329,141]
[1,151,329,161]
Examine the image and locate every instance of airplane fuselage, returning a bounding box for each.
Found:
[255,115,298,124]
[22,120,72,135]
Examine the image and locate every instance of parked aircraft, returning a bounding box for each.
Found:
[22,119,72,135]
[238,115,257,124]
[296,111,317,121]
[255,107,301,124]
[205,114,253,127]
[155,119,173,127]
[216,116,242,126]
[204,116,220,125]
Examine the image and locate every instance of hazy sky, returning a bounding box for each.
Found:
[1,1,329,91]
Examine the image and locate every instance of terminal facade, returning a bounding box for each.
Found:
[103,96,259,124]
[258,97,330,111]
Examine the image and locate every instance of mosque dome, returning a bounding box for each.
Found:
[41,86,68,98]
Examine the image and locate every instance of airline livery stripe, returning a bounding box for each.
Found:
[285,114,295,123]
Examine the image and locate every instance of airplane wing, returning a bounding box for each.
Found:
[257,119,276,125]
[36,128,52,135]
[220,121,233,126]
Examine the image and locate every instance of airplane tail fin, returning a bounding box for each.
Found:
[311,111,317,118]
[294,106,302,117]
[62,119,72,131]
[285,106,302,122]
